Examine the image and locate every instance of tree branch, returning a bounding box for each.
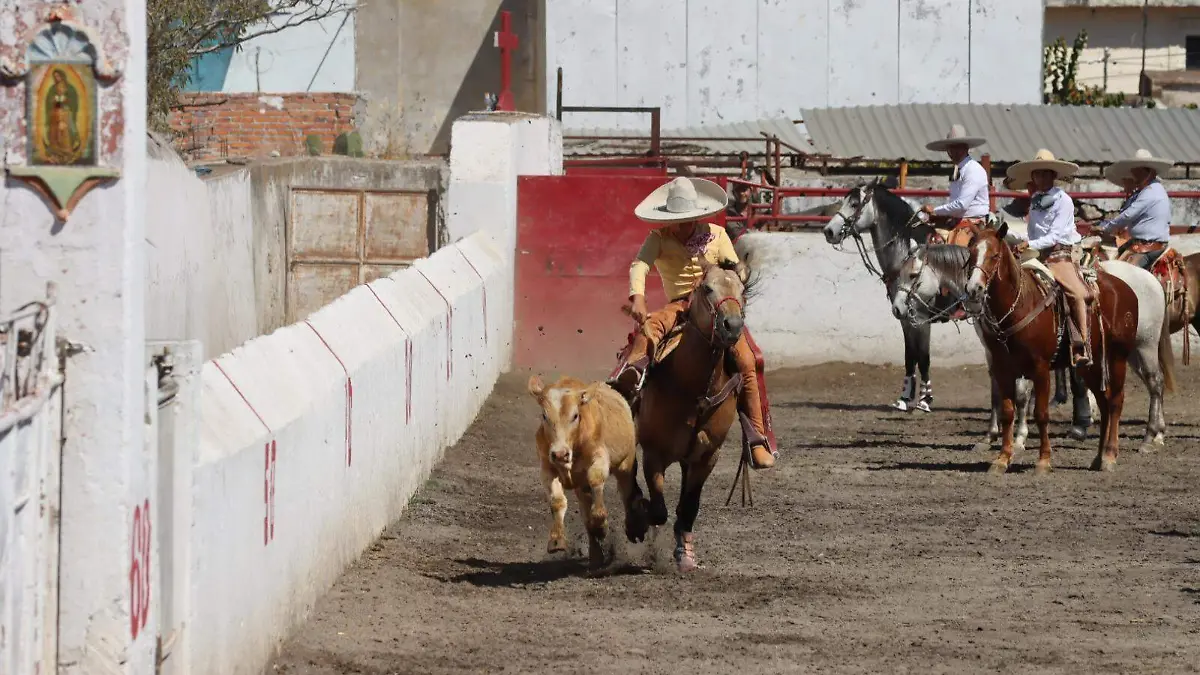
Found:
[186,1,354,57]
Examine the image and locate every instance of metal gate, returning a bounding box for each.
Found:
[0,284,62,675]
[287,187,436,323]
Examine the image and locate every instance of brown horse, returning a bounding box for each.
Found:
[636,259,754,572]
[964,223,1144,473]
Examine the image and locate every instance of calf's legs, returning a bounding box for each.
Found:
[542,468,568,553]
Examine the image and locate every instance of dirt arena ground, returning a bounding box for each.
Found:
[271,363,1200,675]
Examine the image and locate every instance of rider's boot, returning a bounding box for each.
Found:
[607,334,651,402]
[1071,295,1093,368]
[892,376,917,412]
[915,380,933,413]
[733,338,776,469]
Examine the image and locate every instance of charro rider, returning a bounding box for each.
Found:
[608,177,777,470]
[1005,149,1095,367]
[1093,148,1175,271]
[920,123,991,246]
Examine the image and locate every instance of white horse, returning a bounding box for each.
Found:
[892,221,1173,454]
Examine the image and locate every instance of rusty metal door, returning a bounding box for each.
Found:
[287,187,434,323]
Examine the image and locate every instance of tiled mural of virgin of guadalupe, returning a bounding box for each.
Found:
[1,10,121,220]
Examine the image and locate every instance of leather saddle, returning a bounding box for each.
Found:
[1021,255,1100,369]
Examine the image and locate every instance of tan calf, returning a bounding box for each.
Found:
[528,374,647,569]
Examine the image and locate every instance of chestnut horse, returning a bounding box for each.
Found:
[637,260,755,572]
[965,223,1164,472]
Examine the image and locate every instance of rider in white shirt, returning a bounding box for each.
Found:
[1004,149,1094,367]
[921,124,991,246]
[1094,149,1175,270]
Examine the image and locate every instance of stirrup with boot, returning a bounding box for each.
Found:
[1070,300,1093,368]
[607,355,648,402]
[739,411,777,470]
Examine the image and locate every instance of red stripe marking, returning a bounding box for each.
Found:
[416,268,454,381]
[305,320,353,467]
[458,248,488,345]
[367,284,413,423]
[213,360,272,433]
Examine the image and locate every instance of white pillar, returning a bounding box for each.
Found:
[445,112,562,371]
[0,1,152,672]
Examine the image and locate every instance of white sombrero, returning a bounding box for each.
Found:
[634,176,728,224]
[1103,148,1175,185]
[1005,148,1079,187]
[925,123,987,152]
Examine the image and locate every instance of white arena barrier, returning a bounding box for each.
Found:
[187,231,508,674]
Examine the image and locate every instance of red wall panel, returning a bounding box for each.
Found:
[516,174,732,374]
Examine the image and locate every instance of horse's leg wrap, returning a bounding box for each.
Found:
[673,531,697,572]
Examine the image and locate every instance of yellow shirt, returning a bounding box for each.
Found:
[629,223,739,301]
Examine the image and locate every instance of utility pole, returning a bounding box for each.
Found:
[1139,0,1150,98]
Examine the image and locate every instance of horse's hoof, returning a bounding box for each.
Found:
[972,441,992,454]
[988,460,1009,475]
[1090,456,1116,472]
[547,537,568,554]
[1069,426,1088,442]
[625,500,650,543]
[1034,461,1052,475]
[1138,442,1159,454]
[673,532,697,572]
[587,540,607,570]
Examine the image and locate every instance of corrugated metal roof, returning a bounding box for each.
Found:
[800,103,1200,165]
[563,117,811,156]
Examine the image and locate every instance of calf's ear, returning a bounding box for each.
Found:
[527,375,545,399]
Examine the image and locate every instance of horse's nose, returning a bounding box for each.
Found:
[823,226,835,244]
[722,314,744,336]
[891,300,904,321]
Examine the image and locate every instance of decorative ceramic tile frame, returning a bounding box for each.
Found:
[2,7,122,221]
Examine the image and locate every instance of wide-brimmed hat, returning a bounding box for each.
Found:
[925,123,987,152]
[1005,148,1079,186]
[1103,148,1175,185]
[634,177,727,224]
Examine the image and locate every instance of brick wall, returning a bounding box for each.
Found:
[168,93,359,161]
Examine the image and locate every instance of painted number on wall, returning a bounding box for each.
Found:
[129,498,151,639]
[264,439,277,545]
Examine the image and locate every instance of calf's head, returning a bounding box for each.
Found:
[528,375,598,470]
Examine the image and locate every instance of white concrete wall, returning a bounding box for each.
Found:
[187,231,508,675]
[549,0,1044,130]
[146,138,258,360]
[739,232,986,367]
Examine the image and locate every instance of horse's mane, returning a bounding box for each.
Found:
[921,244,971,289]
[716,258,762,305]
[872,184,915,230]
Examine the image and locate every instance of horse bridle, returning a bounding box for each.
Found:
[834,184,925,287]
[963,235,1029,337]
[687,285,744,347]
[896,250,970,326]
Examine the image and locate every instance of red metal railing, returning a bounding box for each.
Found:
[724,179,1200,235]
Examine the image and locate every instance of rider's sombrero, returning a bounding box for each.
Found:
[1005,148,1079,187]
[925,123,987,151]
[1103,148,1175,185]
[634,177,728,224]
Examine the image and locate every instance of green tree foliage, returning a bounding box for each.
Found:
[146,0,352,129]
[1043,30,1150,108]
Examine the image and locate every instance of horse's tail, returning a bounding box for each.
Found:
[1158,291,1176,394]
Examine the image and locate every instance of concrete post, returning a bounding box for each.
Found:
[0,1,152,672]
[445,112,561,371]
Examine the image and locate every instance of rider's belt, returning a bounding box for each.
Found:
[1044,243,1078,263]
[1125,239,1167,254]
